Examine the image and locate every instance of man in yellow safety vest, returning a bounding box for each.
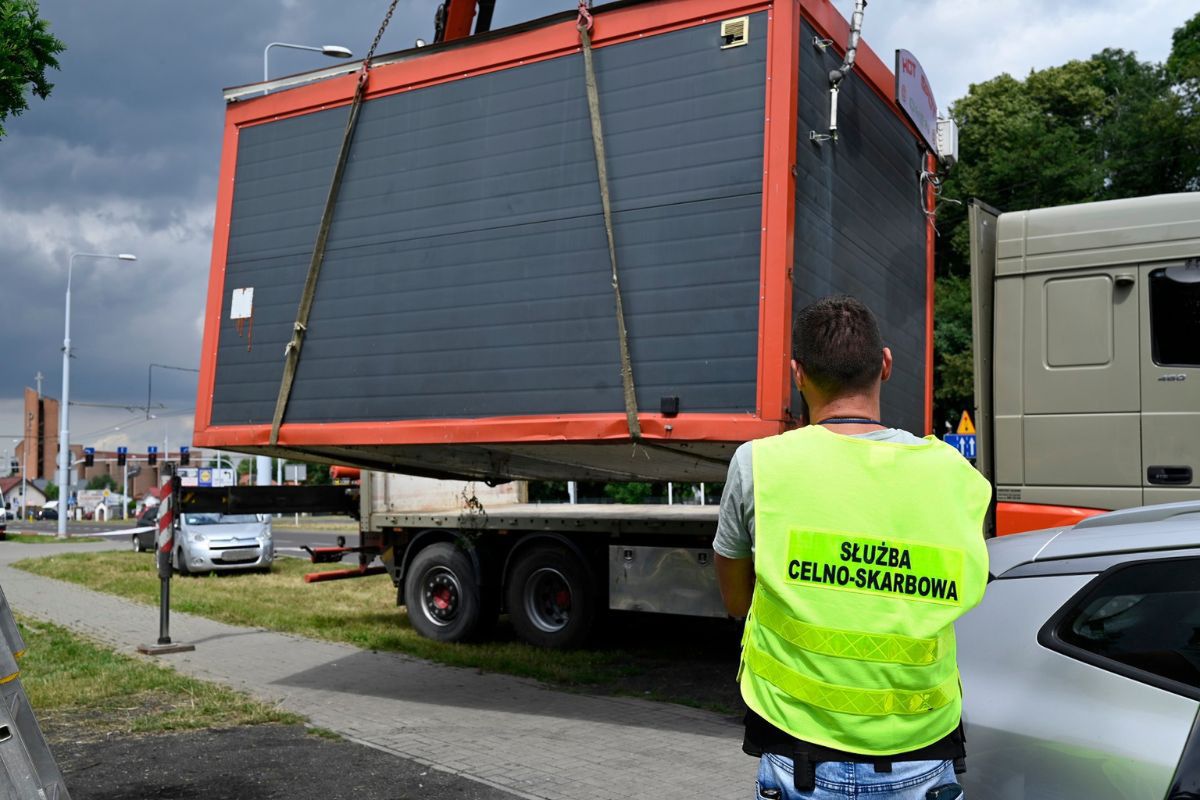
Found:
[715,295,991,800]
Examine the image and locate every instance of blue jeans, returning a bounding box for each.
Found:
[755,754,960,799]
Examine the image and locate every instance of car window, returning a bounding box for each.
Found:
[1148,265,1200,368]
[1042,557,1200,698]
[184,513,259,525]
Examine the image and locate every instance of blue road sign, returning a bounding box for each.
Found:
[180,446,189,455]
[83,447,94,456]
[944,433,977,460]
[147,446,158,454]
[117,446,127,455]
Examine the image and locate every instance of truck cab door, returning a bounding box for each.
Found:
[1140,261,1200,505]
[1018,263,1142,509]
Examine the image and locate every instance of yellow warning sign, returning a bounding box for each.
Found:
[957,411,975,434]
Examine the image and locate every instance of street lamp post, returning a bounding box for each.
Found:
[263,42,353,85]
[58,251,137,537]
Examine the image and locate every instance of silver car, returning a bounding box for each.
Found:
[172,512,274,574]
[958,501,1200,799]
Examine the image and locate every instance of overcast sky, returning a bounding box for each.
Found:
[0,0,1194,461]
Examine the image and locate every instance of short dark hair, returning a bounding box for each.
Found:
[792,295,884,394]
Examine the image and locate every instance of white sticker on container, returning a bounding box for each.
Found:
[230,287,254,320]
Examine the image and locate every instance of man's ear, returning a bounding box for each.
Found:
[791,358,805,391]
[881,347,893,383]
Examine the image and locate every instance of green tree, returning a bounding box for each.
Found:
[932,23,1200,413]
[1167,12,1200,189]
[43,481,57,501]
[603,482,654,505]
[0,0,64,138]
[85,474,118,491]
[1168,12,1200,84]
[303,463,330,485]
[932,275,974,428]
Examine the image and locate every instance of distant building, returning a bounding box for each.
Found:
[0,476,47,517]
[13,387,60,483]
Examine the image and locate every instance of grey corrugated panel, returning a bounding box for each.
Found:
[226,48,764,260]
[0,680,70,799]
[212,17,766,427]
[791,21,927,434]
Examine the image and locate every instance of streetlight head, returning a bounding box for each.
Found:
[321,45,353,59]
[118,253,137,261]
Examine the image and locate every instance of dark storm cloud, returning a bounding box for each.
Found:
[0,0,559,446]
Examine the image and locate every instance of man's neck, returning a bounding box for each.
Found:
[806,394,884,434]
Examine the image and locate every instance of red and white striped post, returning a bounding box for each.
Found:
[139,475,194,654]
[155,476,177,642]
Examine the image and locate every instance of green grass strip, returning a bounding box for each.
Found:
[18,615,300,735]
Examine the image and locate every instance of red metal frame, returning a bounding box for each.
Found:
[194,0,926,451]
[442,0,478,41]
[923,152,936,435]
[756,0,800,425]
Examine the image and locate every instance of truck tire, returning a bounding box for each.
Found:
[404,542,485,643]
[505,546,595,649]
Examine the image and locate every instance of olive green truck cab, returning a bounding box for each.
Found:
[969,193,1200,535]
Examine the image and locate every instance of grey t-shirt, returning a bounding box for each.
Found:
[712,428,928,559]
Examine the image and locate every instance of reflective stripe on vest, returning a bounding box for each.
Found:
[743,644,957,716]
[753,589,943,666]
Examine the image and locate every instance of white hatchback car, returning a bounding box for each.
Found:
[172,512,274,574]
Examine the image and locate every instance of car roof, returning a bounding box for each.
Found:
[987,500,1200,574]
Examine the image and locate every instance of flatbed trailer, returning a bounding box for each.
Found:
[357,472,725,647]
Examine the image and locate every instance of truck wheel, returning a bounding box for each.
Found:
[404,543,484,643]
[506,546,595,649]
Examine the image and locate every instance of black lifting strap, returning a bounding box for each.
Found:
[578,2,642,441]
[269,0,399,446]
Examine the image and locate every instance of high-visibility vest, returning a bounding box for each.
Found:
[740,425,991,756]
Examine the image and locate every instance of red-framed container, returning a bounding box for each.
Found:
[194,0,935,482]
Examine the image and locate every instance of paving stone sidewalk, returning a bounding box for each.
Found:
[0,543,749,800]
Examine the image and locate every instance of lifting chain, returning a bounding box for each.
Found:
[364,0,400,69]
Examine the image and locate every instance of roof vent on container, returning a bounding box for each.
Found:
[720,17,749,49]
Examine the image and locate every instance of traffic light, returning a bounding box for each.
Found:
[147,446,158,466]
[83,448,95,467]
[179,446,190,466]
[116,447,127,467]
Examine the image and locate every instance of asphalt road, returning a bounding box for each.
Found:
[6,519,123,536]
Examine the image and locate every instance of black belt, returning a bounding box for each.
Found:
[743,711,966,791]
